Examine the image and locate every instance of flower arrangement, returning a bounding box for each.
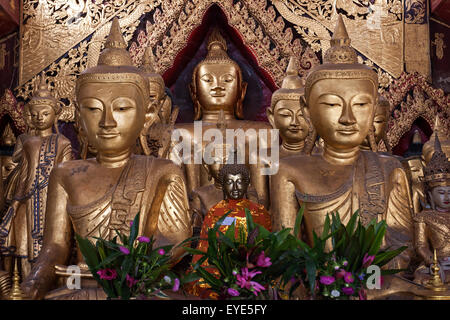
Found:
[184,209,298,299]
[282,209,407,300]
[76,213,187,300]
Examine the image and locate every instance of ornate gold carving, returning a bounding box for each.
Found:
[0,89,26,133]
[383,72,450,148]
[272,0,404,77]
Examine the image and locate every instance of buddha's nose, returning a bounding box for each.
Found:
[338,103,357,125]
[99,107,117,128]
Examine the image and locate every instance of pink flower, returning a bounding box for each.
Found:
[256,251,272,268]
[250,281,265,296]
[126,274,138,288]
[97,268,117,280]
[137,236,150,243]
[342,287,354,295]
[319,275,335,285]
[335,269,346,279]
[227,288,240,297]
[119,246,130,255]
[172,278,180,292]
[344,272,354,284]
[158,249,165,255]
[236,267,262,290]
[129,221,133,227]
[362,253,375,268]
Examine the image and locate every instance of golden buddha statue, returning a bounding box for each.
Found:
[422,116,450,165]
[1,124,18,184]
[21,18,192,300]
[0,76,72,278]
[267,56,314,158]
[360,94,391,152]
[175,28,272,195]
[270,15,414,269]
[414,134,450,285]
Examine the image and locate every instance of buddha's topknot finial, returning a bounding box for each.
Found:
[97,17,133,67]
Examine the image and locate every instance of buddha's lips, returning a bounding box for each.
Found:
[97,132,120,139]
[210,90,225,97]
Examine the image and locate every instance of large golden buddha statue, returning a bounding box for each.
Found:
[21,18,192,300]
[175,28,272,195]
[270,15,414,269]
[0,77,72,277]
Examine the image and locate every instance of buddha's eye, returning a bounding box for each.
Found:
[201,74,213,83]
[222,74,235,83]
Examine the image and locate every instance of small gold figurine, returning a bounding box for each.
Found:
[8,257,27,300]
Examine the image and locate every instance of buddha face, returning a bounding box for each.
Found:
[223,173,246,200]
[29,104,57,130]
[405,157,424,184]
[77,82,146,155]
[306,79,376,150]
[195,63,241,113]
[361,103,389,148]
[429,186,450,212]
[269,100,309,145]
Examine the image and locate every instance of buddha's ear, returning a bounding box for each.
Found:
[240,81,248,102]
[302,96,310,120]
[266,106,275,129]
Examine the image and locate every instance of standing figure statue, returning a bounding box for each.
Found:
[414,134,450,285]
[0,76,72,278]
[21,18,192,300]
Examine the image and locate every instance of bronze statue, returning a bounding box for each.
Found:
[422,116,449,165]
[414,134,450,285]
[0,76,72,278]
[270,15,414,270]
[21,18,192,300]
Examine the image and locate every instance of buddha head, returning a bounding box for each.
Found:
[267,57,313,152]
[304,15,378,152]
[28,75,61,132]
[422,116,450,164]
[190,28,247,120]
[75,18,152,158]
[360,94,390,150]
[423,134,450,212]
[219,162,250,201]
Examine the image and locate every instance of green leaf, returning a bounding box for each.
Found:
[294,206,304,239]
[95,251,123,269]
[245,208,256,232]
[128,212,140,247]
[368,222,386,255]
[75,234,100,270]
[321,214,330,241]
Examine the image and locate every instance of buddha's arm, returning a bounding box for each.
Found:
[11,136,24,163]
[385,168,414,237]
[147,171,192,263]
[249,162,269,209]
[414,219,433,265]
[60,140,73,162]
[22,169,72,299]
[270,168,299,234]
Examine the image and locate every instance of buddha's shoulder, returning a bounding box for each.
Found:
[56,133,72,146]
[51,158,96,177]
[134,155,184,177]
[278,154,324,171]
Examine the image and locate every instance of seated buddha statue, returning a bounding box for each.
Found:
[270,15,414,270]
[413,134,450,285]
[190,162,271,298]
[359,94,391,152]
[0,76,72,278]
[21,18,192,300]
[251,56,315,209]
[174,28,272,196]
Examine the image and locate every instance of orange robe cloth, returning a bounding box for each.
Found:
[189,198,271,298]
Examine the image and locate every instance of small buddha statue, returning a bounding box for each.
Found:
[0,76,72,278]
[402,130,426,215]
[270,15,414,270]
[175,28,272,195]
[266,56,315,158]
[422,115,450,165]
[21,18,192,300]
[360,94,391,152]
[413,134,450,285]
[190,112,260,232]
[190,162,271,298]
